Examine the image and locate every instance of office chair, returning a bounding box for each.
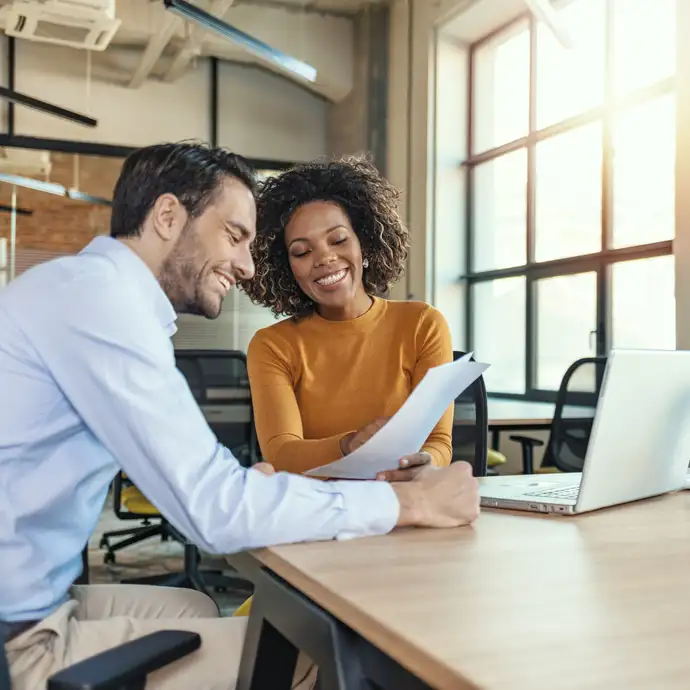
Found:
[452,350,498,478]
[510,356,607,474]
[0,627,200,690]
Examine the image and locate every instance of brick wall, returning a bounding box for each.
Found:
[0,151,124,256]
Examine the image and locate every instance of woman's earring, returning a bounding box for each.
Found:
[362,258,369,269]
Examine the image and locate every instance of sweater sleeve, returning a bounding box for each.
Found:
[247,329,353,474]
[412,307,454,466]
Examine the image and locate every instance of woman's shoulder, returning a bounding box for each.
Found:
[383,299,447,326]
[247,316,300,357]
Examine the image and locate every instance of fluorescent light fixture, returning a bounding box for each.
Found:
[0,172,65,196]
[163,0,317,83]
[0,173,112,206]
[0,87,97,128]
[524,0,574,49]
[67,188,112,206]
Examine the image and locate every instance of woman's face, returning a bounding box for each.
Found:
[285,201,367,313]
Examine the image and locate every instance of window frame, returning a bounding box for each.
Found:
[464,0,675,403]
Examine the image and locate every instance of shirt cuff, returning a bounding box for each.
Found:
[331,480,400,540]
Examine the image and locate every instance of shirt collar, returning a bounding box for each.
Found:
[80,236,178,337]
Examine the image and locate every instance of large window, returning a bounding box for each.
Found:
[466,0,676,400]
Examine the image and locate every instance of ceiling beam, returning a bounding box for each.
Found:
[164,0,236,82]
[128,12,181,88]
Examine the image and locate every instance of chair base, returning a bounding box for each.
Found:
[112,538,254,602]
[100,521,165,565]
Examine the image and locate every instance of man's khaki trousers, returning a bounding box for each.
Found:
[6,584,315,690]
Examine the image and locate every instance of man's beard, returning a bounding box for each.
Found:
[159,223,222,319]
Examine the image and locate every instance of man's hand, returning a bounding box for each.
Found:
[391,462,480,529]
[251,462,275,476]
[340,417,390,455]
[375,451,432,482]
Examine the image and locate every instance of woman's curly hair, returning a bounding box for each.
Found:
[241,156,409,317]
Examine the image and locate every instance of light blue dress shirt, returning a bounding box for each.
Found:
[0,236,399,622]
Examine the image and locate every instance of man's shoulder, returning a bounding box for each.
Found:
[5,250,119,296]
[1,251,128,332]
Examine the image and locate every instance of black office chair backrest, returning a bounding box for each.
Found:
[175,350,257,466]
[543,356,607,473]
[451,351,488,477]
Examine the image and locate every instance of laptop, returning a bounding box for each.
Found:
[479,349,690,515]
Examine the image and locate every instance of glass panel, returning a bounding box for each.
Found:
[472,149,527,271]
[472,20,530,153]
[611,256,676,350]
[472,277,526,393]
[535,0,606,129]
[535,123,602,262]
[612,0,676,96]
[536,272,597,390]
[612,95,675,248]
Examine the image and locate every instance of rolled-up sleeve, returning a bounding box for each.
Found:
[29,275,399,554]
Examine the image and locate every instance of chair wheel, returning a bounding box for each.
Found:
[104,552,115,565]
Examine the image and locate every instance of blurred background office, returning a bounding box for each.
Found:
[0,0,686,602]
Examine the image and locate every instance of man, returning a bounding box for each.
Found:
[0,143,479,690]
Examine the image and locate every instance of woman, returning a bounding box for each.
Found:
[242,156,453,480]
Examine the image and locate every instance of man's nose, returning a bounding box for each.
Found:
[236,245,255,281]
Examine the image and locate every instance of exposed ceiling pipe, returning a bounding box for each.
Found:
[163,0,317,82]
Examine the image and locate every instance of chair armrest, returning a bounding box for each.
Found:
[509,435,545,448]
[47,630,201,690]
[508,435,544,475]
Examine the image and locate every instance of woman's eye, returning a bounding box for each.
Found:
[333,237,347,245]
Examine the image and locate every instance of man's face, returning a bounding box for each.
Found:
[159,176,256,319]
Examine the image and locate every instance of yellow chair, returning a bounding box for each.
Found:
[234,596,253,617]
[487,448,507,470]
[100,472,253,595]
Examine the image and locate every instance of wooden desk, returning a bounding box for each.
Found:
[246,492,690,690]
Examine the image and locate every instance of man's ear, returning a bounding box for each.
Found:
[150,193,187,242]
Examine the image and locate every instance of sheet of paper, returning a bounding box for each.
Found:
[305,353,490,480]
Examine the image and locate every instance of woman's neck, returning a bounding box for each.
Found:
[316,290,374,322]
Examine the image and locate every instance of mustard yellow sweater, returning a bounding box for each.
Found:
[246,297,453,474]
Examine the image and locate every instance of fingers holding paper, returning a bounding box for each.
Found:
[376,451,432,482]
[340,417,390,456]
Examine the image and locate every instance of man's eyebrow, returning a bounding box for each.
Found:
[227,222,250,238]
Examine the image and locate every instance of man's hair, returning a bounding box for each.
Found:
[110,142,258,238]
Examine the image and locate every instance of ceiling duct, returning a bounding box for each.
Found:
[3,0,121,51]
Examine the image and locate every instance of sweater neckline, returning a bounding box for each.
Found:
[306,295,386,332]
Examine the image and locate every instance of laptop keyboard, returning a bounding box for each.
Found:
[523,485,579,500]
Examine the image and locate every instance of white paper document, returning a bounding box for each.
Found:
[305,353,490,480]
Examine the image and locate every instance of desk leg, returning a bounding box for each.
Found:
[237,568,432,690]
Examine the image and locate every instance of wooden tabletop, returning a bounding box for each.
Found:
[250,492,690,690]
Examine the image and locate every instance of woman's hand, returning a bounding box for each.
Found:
[340,417,390,455]
[376,451,433,482]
